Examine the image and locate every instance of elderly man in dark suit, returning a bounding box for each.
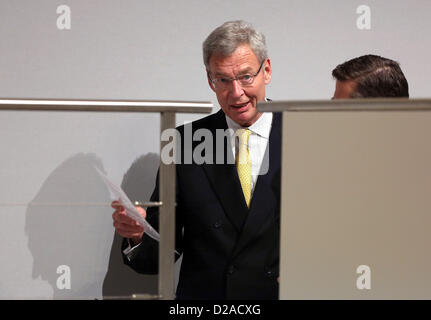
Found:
[112,20,281,300]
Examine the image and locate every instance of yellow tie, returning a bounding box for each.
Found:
[236,129,251,207]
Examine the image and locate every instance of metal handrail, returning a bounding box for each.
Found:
[0,98,213,113]
[0,98,213,300]
[258,98,431,112]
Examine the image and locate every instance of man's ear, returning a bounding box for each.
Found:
[263,58,272,85]
[207,70,216,92]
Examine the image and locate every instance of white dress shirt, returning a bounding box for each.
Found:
[225,111,273,198]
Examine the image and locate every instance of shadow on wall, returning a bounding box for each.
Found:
[102,153,160,299]
[25,153,113,299]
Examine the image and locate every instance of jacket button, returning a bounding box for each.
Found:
[213,220,222,229]
[227,265,236,275]
[265,269,273,278]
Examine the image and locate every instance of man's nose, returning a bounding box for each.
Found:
[229,79,245,97]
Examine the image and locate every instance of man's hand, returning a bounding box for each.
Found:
[111,200,146,245]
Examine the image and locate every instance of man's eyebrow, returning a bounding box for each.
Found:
[236,66,255,74]
[213,71,230,77]
[212,66,256,77]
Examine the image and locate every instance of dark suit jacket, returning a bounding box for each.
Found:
[122,109,281,300]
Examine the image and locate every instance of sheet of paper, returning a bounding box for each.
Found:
[95,167,160,242]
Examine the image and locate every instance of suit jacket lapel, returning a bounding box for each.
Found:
[201,110,249,232]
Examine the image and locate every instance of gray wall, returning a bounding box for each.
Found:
[0,0,429,299]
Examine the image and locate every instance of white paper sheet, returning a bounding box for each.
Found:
[95,167,160,242]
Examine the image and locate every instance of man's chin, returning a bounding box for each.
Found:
[231,112,258,127]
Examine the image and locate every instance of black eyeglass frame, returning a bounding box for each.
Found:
[208,59,266,89]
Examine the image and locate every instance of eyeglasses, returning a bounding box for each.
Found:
[208,60,265,90]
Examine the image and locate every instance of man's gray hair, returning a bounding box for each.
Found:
[202,20,268,70]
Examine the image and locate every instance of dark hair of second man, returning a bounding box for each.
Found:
[332,54,409,98]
